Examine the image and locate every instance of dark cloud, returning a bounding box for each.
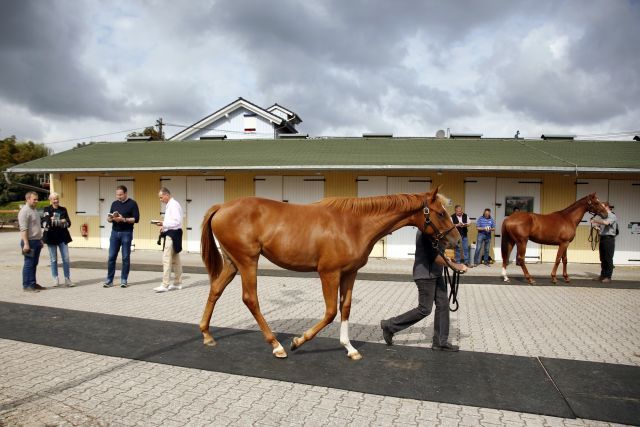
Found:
[0,1,126,121]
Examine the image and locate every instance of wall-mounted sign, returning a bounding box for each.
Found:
[505,196,534,216]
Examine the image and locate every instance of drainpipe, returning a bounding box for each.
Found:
[3,171,50,195]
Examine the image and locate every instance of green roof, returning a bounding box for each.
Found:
[7,137,640,173]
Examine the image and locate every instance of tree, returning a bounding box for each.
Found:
[0,136,52,204]
[128,126,164,141]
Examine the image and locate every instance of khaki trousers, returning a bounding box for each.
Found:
[162,236,182,286]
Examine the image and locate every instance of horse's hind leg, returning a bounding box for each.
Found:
[238,261,287,358]
[516,242,535,284]
[200,253,237,346]
[502,241,514,283]
[337,271,361,360]
[291,270,340,352]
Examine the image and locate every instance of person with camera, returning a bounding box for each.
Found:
[153,187,183,293]
[474,208,496,267]
[43,192,73,287]
[103,185,139,288]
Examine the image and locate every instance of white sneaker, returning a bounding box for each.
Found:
[168,284,182,291]
[53,277,59,287]
[65,278,74,287]
[153,286,169,293]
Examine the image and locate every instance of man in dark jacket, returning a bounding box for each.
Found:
[380,231,466,351]
[451,204,471,266]
[103,185,139,288]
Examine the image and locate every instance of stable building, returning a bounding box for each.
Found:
[9,134,640,265]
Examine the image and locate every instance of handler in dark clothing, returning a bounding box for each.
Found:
[380,230,466,351]
[591,201,617,283]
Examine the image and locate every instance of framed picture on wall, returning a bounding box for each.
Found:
[505,196,534,216]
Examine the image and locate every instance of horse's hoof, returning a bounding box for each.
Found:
[564,277,571,283]
[503,277,510,283]
[203,338,217,347]
[551,278,557,284]
[273,344,288,358]
[348,351,362,361]
[290,337,302,351]
[528,280,536,285]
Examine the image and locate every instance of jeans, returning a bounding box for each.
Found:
[21,239,42,289]
[474,232,492,265]
[106,230,133,284]
[47,242,70,279]
[454,236,470,264]
[599,236,615,279]
[383,277,450,345]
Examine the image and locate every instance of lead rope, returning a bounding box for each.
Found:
[444,266,460,312]
[588,214,599,251]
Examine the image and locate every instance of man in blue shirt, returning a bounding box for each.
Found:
[103,185,140,288]
[474,208,496,266]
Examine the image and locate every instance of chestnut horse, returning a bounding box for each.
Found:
[200,186,462,360]
[501,193,607,284]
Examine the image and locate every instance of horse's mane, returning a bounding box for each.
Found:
[317,192,449,216]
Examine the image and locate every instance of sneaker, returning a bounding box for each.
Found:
[23,287,40,293]
[34,283,47,290]
[53,277,60,287]
[65,278,74,287]
[154,286,169,293]
[168,284,182,291]
[103,282,114,288]
[380,320,394,346]
[120,282,128,288]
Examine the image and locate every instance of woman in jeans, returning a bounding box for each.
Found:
[43,192,73,287]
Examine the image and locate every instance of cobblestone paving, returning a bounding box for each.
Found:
[0,340,623,426]
[1,237,638,425]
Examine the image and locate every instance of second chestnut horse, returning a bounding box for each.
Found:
[200,186,462,360]
[501,193,607,284]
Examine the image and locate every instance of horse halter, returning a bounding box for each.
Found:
[423,206,456,248]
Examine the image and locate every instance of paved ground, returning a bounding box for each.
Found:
[1,230,639,426]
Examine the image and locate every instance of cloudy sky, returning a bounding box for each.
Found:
[1,0,639,152]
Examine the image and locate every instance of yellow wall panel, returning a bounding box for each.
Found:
[225,173,254,201]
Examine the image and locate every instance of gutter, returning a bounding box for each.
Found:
[6,165,640,174]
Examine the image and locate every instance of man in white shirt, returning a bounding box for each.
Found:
[154,187,183,293]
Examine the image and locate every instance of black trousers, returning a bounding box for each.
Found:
[599,236,616,279]
[384,276,450,345]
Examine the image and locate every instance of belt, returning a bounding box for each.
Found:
[600,235,615,239]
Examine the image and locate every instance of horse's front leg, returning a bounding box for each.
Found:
[560,244,571,283]
[338,271,361,360]
[291,271,339,352]
[550,246,563,284]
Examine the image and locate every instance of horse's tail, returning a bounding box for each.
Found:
[201,204,223,283]
[500,218,511,264]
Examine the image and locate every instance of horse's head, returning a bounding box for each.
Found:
[586,192,608,218]
[419,185,461,250]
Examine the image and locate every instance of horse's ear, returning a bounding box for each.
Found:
[428,184,442,203]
